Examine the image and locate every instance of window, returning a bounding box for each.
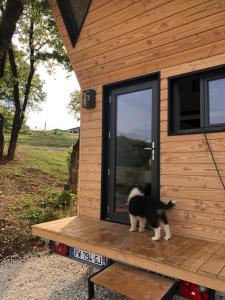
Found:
[169,67,225,134]
[57,0,91,47]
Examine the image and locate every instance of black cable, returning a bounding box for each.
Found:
[202,130,225,189]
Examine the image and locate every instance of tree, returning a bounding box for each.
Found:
[0,0,24,78]
[67,90,80,193]
[0,105,13,131]
[0,0,71,160]
[0,105,13,159]
[0,113,4,158]
[67,90,81,121]
[0,48,46,159]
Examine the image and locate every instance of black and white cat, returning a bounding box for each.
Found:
[128,187,175,240]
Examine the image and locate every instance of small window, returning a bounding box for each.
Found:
[57,0,91,47]
[169,68,225,134]
[207,77,225,125]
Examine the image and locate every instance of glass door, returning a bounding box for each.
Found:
[106,78,159,223]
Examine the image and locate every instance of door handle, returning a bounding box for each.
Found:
[144,142,155,160]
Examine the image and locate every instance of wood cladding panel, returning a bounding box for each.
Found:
[82,0,142,28]
[75,0,217,62]
[170,223,225,243]
[79,0,172,42]
[161,186,225,202]
[161,197,225,215]
[76,13,225,78]
[161,151,225,165]
[160,164,224,177]
[80,0,222,62]
[50,0,225,239]
[169,210,225,229]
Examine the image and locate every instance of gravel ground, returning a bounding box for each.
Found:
[0,253,128,300]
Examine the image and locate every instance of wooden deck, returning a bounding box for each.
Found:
[32,216,225,293]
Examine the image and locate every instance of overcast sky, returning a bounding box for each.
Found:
[27,65,80,130]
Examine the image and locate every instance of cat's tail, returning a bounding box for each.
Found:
[157,200,176,210]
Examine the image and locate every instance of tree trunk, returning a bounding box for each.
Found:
[0,0,23,78]
[7,18,35,161]
[7,111,22,161]
[68,137,80,193]
[0,114,4,159]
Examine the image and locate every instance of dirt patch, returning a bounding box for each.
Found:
[0,218,31,260]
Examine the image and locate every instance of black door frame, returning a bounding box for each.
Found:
[101,74,160,223]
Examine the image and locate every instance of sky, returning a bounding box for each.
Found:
[27,65,80,131]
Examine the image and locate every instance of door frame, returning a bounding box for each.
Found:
[101,74,160,223]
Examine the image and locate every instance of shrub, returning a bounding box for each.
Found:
[22,208,57,224]
[38,190,74,209]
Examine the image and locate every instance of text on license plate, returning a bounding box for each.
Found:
[69,247,108,267]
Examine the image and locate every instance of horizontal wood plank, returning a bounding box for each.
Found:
[161,197,225,215]
[161,151,225,164]
[161,174,222,189]
[79,0,172,43]
[199,246,225,277]
[80,39,225,88]
[75,0,218,62]
[76,12,225,77]
[180,242,223,273]
[160,163,221,176]
[161,186,225,202]
[169,210,225,229]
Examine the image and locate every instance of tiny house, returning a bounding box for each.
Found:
[33,0,225,297]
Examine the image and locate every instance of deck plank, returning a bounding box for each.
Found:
[218,266,225,281]
[117,233,191,263]
[165,238,207,267]
[198,245,225,278]
[180,242,223,273]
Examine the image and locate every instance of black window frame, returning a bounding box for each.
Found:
[169,66,225,135]
[57,0,92,48]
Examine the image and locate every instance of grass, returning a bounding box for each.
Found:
[5,130,77,148]
[0,130,78,259]
[24,147,70,181]
[5,130,78,181]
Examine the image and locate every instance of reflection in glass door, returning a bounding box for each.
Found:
[107,79,159,223]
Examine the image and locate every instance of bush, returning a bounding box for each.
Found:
[38,190,74,209]
[22,208,57,225]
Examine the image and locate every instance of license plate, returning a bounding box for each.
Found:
[69,247,109,267]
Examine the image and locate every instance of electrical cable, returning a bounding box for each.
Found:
[202,130,225,190]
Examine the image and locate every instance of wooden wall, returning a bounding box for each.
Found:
[49,0,225,242]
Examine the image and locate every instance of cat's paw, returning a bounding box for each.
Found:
[139,229,145,233]
[129,228,136,232]
[164,235,171,240]
[152,236,160,241]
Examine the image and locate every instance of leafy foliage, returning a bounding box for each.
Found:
[0,105,13,130]
[38,190,74,209]
[67,90,81,121]
[22,191,75,224]
[0,49,46,111]
[0,0,72,160]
